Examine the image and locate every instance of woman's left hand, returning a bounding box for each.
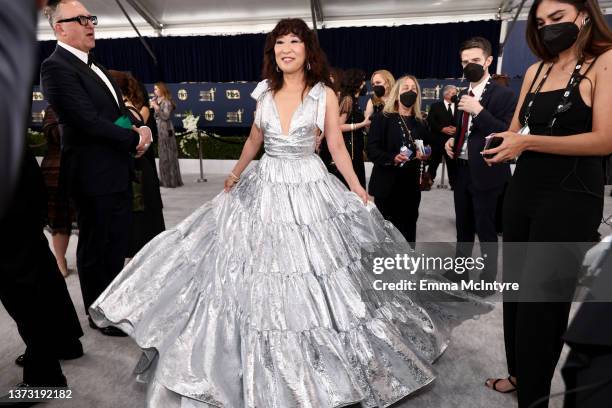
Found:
[482,131,527,165]
[350,183,370,205]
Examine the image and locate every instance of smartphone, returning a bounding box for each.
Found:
[482,134,503,159]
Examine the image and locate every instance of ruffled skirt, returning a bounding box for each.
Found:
[90,153,490,408]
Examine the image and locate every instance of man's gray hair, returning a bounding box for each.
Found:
[43,0,65,29]
[442,85,457,95]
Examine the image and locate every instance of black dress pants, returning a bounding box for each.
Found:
[74,190,132,314]
[453,163,503,283]
[502,178,602,408]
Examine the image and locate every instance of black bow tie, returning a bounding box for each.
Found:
[87,53,95,67]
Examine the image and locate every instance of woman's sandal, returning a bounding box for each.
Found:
[485,376,517,394]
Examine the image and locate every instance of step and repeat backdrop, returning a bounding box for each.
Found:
[31,79,522,130]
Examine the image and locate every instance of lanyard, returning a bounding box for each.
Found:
[471,77,492,104]
[398,114,414,147]
[522,59,585,130]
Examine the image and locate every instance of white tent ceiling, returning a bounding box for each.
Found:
[37,0,612,40]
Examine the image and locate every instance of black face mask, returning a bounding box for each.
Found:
[399,91,417,108]
[373,85,386,98]
[463,63,485,83]
[539,17,580,56]
[359,86,367,96]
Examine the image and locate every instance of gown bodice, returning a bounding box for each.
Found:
[251,80,327,160]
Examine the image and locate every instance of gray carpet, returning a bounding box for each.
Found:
[1,173,610,408]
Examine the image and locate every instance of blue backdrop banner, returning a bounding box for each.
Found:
[36,20,502,84]
[31,78,522,129]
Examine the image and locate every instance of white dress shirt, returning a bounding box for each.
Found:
[459,73,490,160]
[58,41,120,106]
[445,100,455,117]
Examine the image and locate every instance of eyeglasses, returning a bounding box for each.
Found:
[56,15,98,26]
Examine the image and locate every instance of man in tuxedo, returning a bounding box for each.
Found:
[41,0,152,335]
[427,85,458,188]
[444,37,516,293]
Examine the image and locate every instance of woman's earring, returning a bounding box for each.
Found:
[275,65,280,73]
[306,62,311,71]
[582,15,590,27]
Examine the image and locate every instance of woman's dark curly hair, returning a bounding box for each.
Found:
[329,67,344,94]
[108,70,145,109]
[262,18,332,94]
[339,68,366,98]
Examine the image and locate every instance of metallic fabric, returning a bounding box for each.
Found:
[90,80,491,408]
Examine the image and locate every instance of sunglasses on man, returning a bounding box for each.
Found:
[57,15,98,26]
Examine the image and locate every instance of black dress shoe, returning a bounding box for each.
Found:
[89,316,127,337]
[15,341,84,367]
[88,316,99,330]
[100,326,128,337]
[14,354,26,367]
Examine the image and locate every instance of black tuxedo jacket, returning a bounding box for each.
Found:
[428,100,457,144]
[41,45,140,196]
[455,81,516,190]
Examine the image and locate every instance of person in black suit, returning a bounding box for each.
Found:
[40,0,152,336]
[0,1,85,404]
[427,85,458,188]
[0,149,84,397]
[444,37,516,291]
[0,0,41,217]
[367,75,432,248]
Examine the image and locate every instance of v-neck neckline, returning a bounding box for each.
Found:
[270,84,315,137]
[271,94,303,137]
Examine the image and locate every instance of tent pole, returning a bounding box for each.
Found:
[124,0,163,35]
[310,0,318,32]
[115,0,158,65]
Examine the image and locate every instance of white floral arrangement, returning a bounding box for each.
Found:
[182,111,200,133]
[179,111,203,157]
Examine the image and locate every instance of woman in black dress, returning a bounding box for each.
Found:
[481,1,612,406]
[109,71,166,257]
[41,105,75,277]
[320,69,370,187]
[366,75,432,247]
[337,69,371,187]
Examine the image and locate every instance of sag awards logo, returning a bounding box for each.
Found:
[31,110,45,123]
[226,89,241,100]
[421,85,442,100]
[204,110,215,122]
[226,109,244,124]
[32,91,44,101]
[200,88,216,102]
[177,89,188,101]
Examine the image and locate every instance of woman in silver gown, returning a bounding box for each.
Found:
[91,18,490,408]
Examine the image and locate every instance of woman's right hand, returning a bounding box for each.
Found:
[394,153,409,165]
[224,176,238,192]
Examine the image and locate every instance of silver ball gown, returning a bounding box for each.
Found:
[90,80,491,408]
